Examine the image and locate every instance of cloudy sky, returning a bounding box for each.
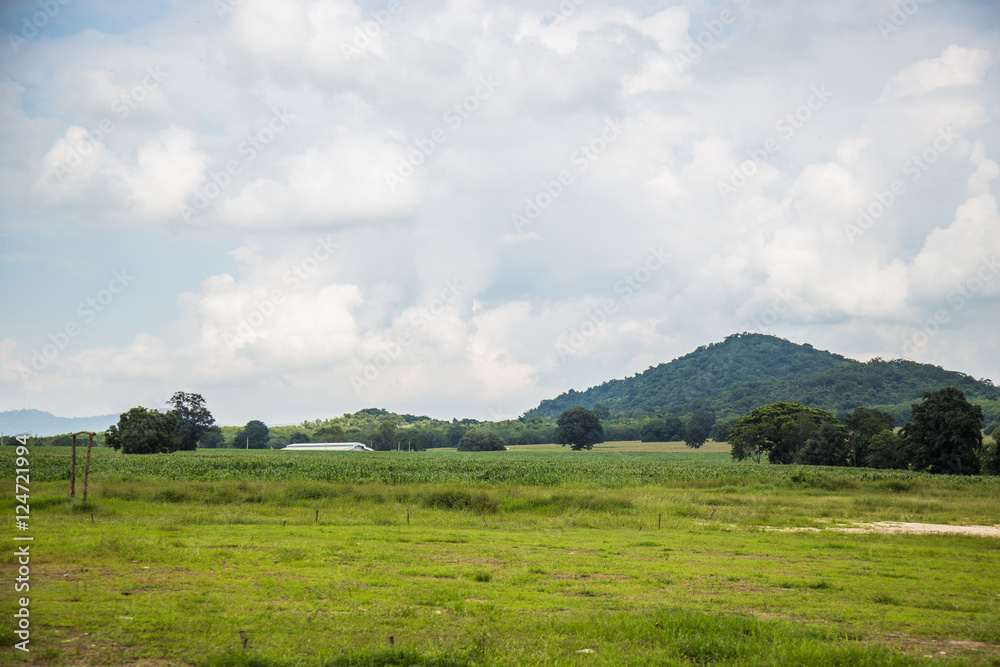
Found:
[1,0,998,426]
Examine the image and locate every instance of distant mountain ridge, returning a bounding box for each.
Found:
[0,409,120,437]
[528,333,1000,424]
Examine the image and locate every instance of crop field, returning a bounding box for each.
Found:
[2,446,999,666]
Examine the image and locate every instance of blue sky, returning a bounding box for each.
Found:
[2,0,999,426]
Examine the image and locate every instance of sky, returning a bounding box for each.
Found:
[1,0,999,426]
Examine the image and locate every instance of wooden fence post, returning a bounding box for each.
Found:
[70,433,77,498]
[82,432,94,502]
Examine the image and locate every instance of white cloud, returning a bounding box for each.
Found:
[34,126,207,220]
[3,1,1000,422]
[880,45,993,100]
[216,134,423,227]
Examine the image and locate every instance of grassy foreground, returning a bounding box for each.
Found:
[2,446,999,666]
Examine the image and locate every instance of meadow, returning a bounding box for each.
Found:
[2,445,999,666]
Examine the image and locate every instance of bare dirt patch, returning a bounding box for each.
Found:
[767,522,1000,538]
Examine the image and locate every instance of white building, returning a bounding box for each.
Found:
[281,442,374,452]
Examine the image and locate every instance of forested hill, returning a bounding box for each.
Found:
[528,333,1000,421]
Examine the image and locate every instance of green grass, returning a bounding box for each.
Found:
[1,446,998,665]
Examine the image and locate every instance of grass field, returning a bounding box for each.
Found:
[2,445,999,666]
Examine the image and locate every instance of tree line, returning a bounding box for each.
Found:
[728,387,1000,475]
[74,385,1000,477]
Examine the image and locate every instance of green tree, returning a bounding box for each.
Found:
[729,402,838,464]
[556,407,604,451]
[688,410,716,436]
[592,403,611,420]
[900,387,983,475]
[105,407,180,455]
[370,419,397,451]
[843,407,894,467]
[167,391,215,451]
[640,418,666,442]
[865,430,906,469]
[797,422,851,466]
[233,420,270,449]
[457,428,506,451]
[683,424,708,449]
[288,432,311,444]
[198,425,224,449]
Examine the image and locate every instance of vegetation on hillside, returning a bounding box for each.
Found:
[527,333,1000,429]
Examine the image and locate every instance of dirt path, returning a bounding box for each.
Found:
[766,522,1000,538]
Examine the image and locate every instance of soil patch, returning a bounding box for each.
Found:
[767,522,1000,538]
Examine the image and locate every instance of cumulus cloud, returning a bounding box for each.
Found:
[880,45,993,101]
[34,126,207,220]
[2,0,999,422]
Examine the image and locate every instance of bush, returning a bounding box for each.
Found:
[457,429,506,452]
[422,489,498,514]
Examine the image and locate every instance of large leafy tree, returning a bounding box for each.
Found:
[557,407,604,451]
[457,428,506,452]
[900,387,983,475]
[370,419,397,451]
[105,407,180,455]
[688,410,716,436]
[683,424,709,449]
[683,410,714,448]
[797,422,851,467]
[843,407,894,467]
[234,420,270,449]
[729,402,837,464]
[167,391,215,451]
[864,430,906,469]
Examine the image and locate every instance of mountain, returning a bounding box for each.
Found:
[528,333,1000,425]
[0,409,120,437]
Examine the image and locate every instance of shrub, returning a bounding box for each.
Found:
[457,429,506,452]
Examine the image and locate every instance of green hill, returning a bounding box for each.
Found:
[528,333,1000,427]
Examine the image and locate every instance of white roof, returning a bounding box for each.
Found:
[282,442,374,451]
